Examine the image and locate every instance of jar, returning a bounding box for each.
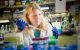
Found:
[9,0,15,6]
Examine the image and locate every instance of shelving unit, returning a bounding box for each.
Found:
[0,0,77,9]
[0,5,26,9]
[0,0,79,23]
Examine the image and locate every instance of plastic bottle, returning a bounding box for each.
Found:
[48,36,57,46]
[25,0,31,4]
[0,25,5,40]
[0,25,5,49]
[15,0,22,5]
[17,44,24,50]
[9,0,15,6]
[13,9,20,18]
[5,25,8,33]
[1,25,5,34]
[8,25,12,33]
[5,0,8,6]
[22,0,26,5]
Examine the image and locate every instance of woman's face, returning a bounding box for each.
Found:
[28,9,43,27]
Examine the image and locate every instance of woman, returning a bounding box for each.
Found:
[16,2,53,45]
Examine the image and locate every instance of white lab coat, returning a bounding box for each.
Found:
[17,23,53,45]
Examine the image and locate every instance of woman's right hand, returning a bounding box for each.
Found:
[16,18,28,31]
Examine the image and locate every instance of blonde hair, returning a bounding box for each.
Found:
[17,2,49,38]
[23,2,42,24]
[23,2,48,30]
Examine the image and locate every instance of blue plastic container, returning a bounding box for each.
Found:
[4,42,17,50]
[32,44,45,50]
[32,44,38,50]
[48,45,61,50]
[64,45,77,50]
[48,46,55,50]
[4,47,17,50]
[54,46,61,50]
[38,45,45,50]
[22,46,30,50]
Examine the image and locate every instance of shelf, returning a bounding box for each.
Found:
[0,5,26,10]
[39,2,54,6]
[0,1,54,9]
[0,0,78,10]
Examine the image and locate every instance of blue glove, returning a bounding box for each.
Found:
[16,18,28,30]
[52,27,59,39]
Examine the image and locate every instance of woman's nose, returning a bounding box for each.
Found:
[36,15,40,19]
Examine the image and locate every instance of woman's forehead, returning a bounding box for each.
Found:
[31,9,41,14]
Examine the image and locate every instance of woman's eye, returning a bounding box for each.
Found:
[34,15,37,17]
[33,13,42,17]
[39,14,41,15]
[39,13,42,16]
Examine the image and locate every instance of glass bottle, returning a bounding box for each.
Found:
[15,0,22,5]
[9,0,15,6]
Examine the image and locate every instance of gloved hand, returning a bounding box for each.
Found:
[16,18,28,30]
[52,27,59,39]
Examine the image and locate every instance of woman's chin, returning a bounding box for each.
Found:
[33,24,39,28]
[32,22,41,27]
[32,24,37,27]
